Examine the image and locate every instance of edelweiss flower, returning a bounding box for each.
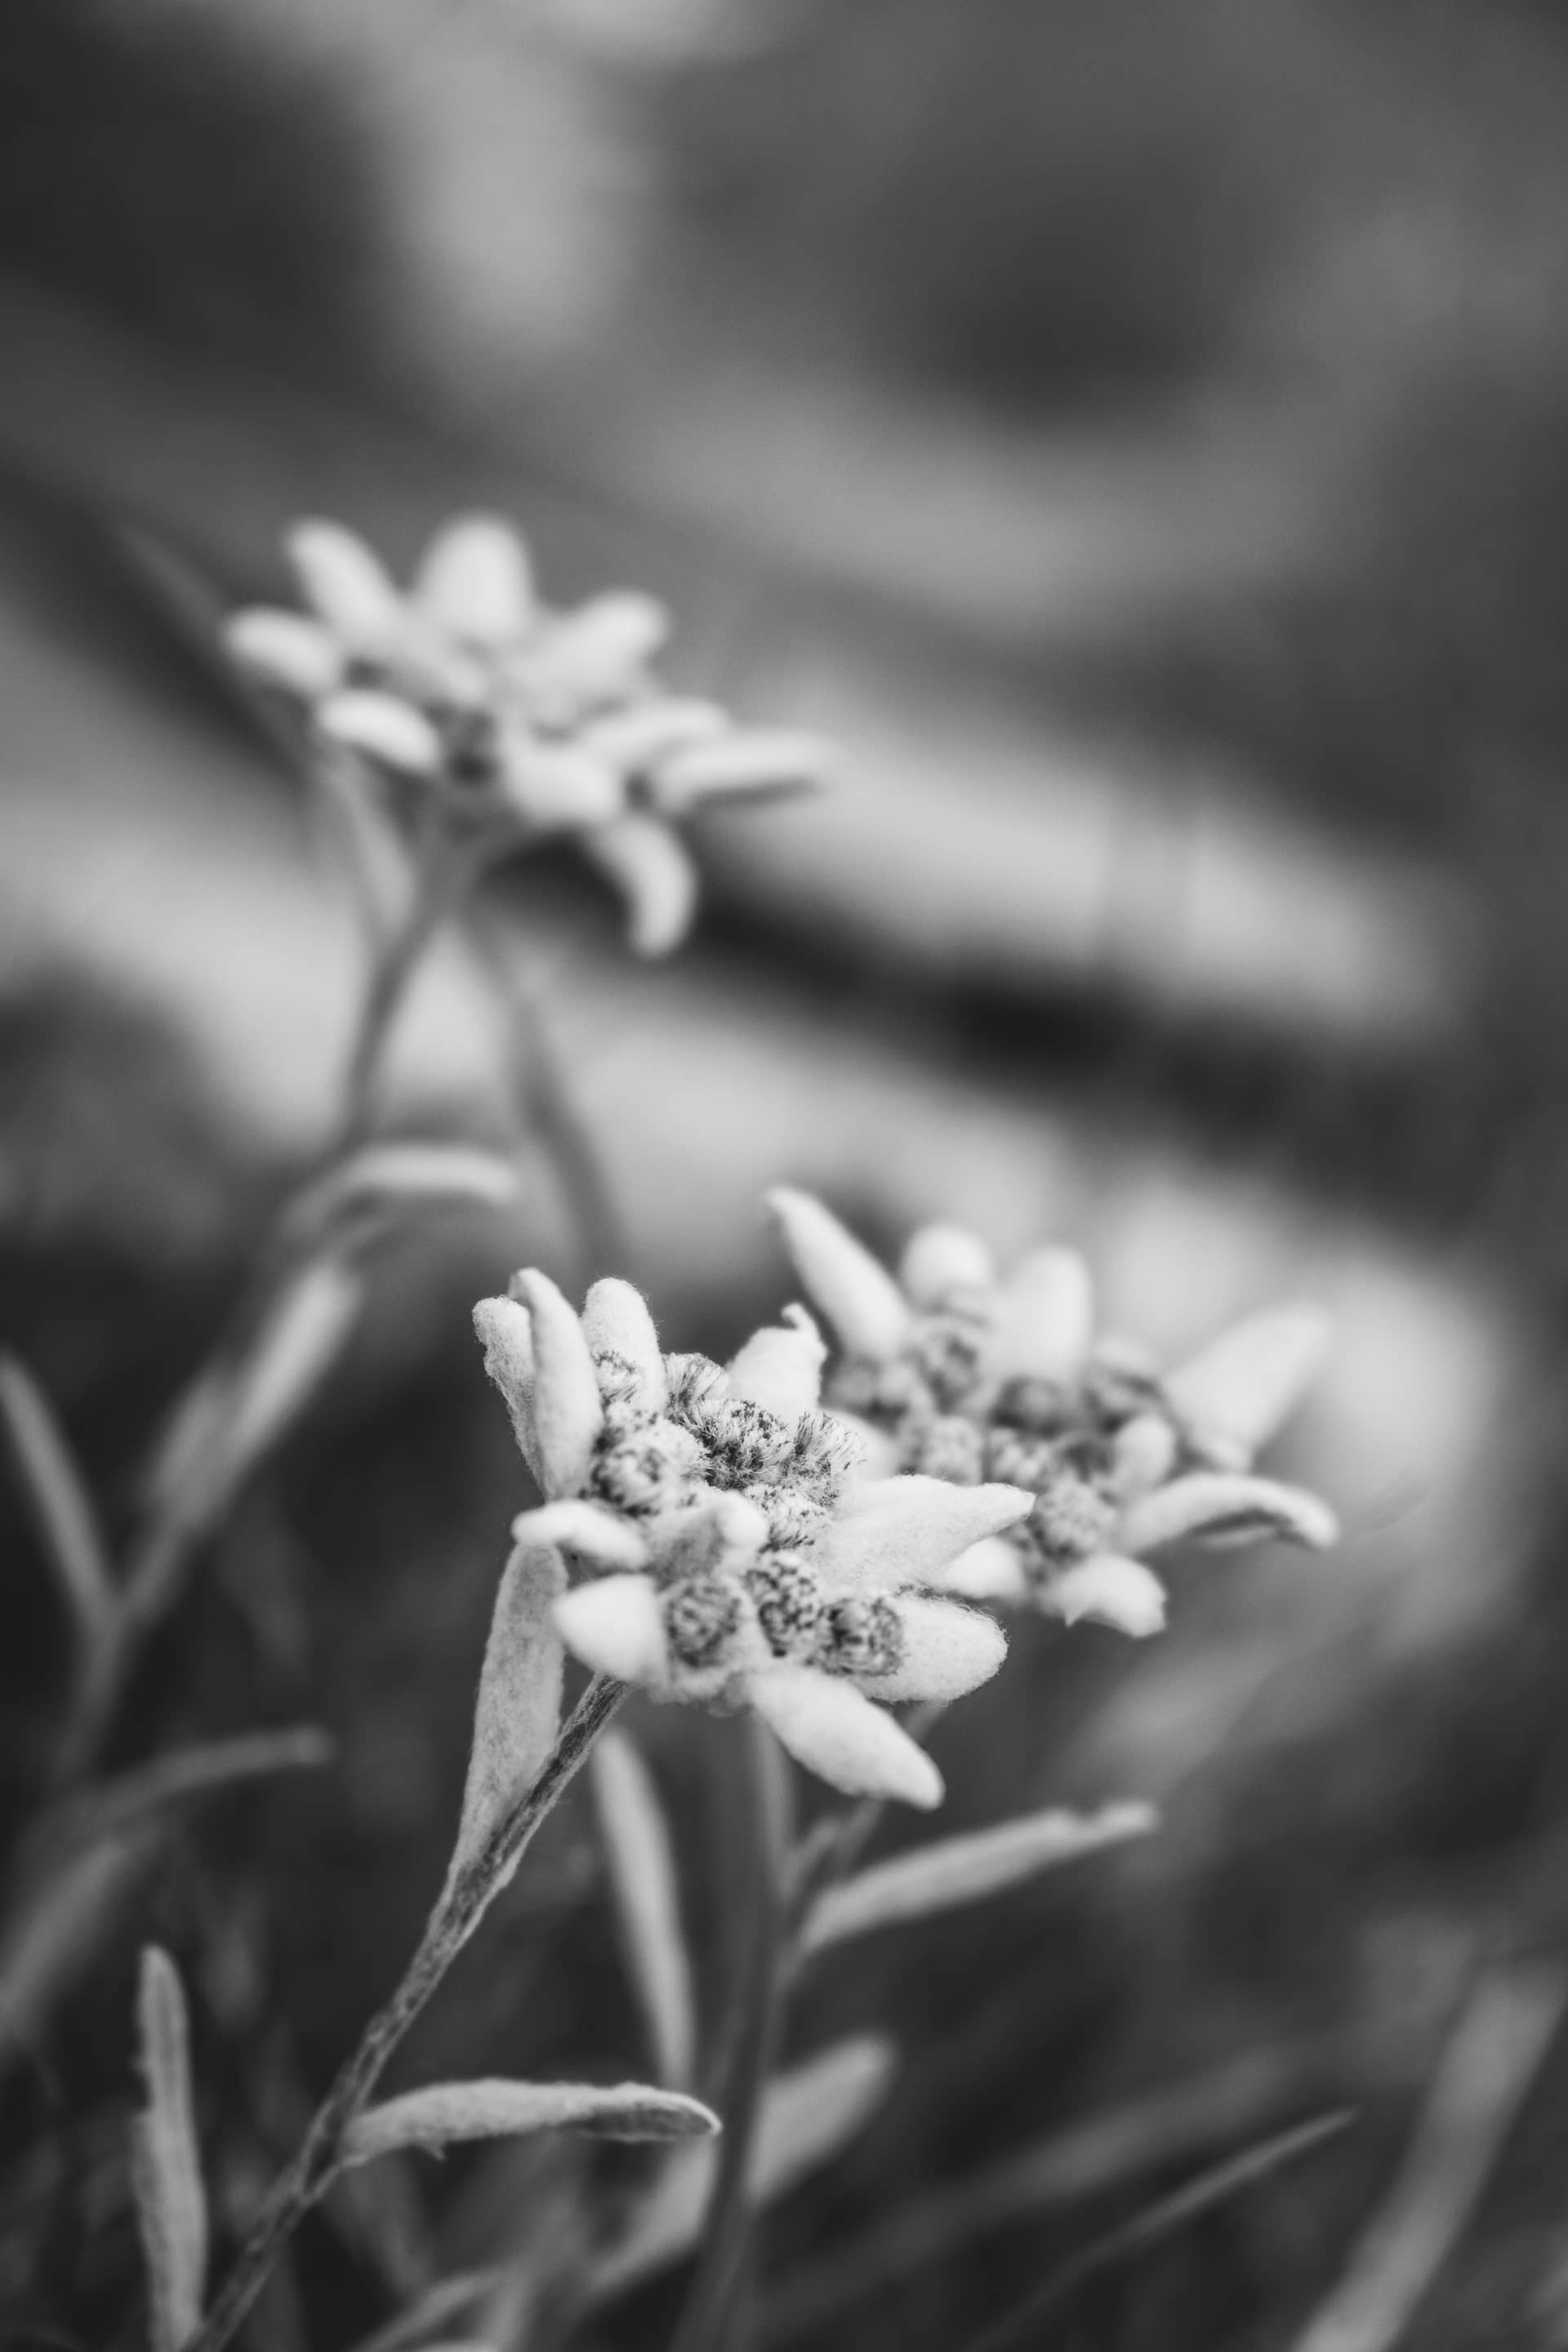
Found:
[226,514,831,955]
[473,1270,1033,1806]
[766,1190,1339,1641]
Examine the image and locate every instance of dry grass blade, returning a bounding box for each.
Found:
[591,1728,697,2090]
[959,2111,1351,2352]
[1290,1959,1566,2352]
[47,1726,334,1854]
[590,2036,898,2305]
[131,1947,209,2352]
[800,1800,1156,1954]
[0,1352,115,1650]
[0,1835,157,2080]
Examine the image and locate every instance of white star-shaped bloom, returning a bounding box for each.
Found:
[226,514,831,955]
[473,1270,1031,1807]
[765,1189,1338,1642]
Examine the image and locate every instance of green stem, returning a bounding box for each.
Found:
[185,1677,625,2352]
[669,1715,794,2352]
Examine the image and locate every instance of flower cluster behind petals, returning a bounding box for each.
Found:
[473,1272,1033,1809]
[225,514,833,956]
[766,1189,1339,1642]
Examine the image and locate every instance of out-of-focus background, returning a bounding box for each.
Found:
[6,2,1568,2345]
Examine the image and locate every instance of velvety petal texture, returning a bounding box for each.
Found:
[1120,1472,1339,1557]
[581,814,700,956]
[414,514,534,645]
[1042,1555,1168,1639]
[1165,1303,1332,1466]
[582,1280,668,1412]
[511,1273,604,1499]
[726,1309,826,1420]
[813,1477,1031,1592]
[748,1669,943,1809]
[767,1189,914,1361]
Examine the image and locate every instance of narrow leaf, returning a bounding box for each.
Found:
[147,1257,362,1539]
[443,1539,566,1899]
[343,2079,718,2167]
[131,1947,208,2352]
[802,1802,1156,1954]
[291,1144,521,1242]
[591,1731,697,2090]
[0,1837,156,2085]
[0,1352,115,1649]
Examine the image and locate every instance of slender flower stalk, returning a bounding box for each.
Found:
[669,1712,795,2352]
[183,1677,626,2352]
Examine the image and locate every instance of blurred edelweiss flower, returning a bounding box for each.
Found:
[225,514,832,954]
[473,1272,1033,1807]
[766,1189,1339,1642]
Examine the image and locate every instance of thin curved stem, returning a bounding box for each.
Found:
[185,1677,625,2352]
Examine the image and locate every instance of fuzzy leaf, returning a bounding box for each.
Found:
[943,1535,1030,1603]
[590,1731,697,2091]
[342,2079,717,2167]
[0,1352,115,1651]
[801,1802,1156,1953]
[766,1190,912,1361]
[131,1948,208,2352]
[444,1540,566,1900]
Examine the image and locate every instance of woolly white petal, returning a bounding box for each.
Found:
[497,730,624,832]
[813,1477,1032,1593]
[555,1575,669,1687]
[320,688,443,774]
[1110,1411,1180,1503]
[897,1223,995,1310]
[1042,1554,1167,1639]
[746,1669,942,1808]
[647,728,834,816]
[1119,1472,1339,1557]
[582,698,726,777]
[726,1309,826,1419]
[582,1280,668,1413]
[225,608,343,697]
[414,514,533,645]
[473,1295,540,1481]
[872,1596,1007,1704]
[510,1501,649,1571]
[942,1535,1031,1603]
[543,592,670,704]
[512,1272,604,1499]
[1165,1303,1332,1465]
[581,813,700,957]
[287,520,403,651]
[764,1190,912,1361]
[987,1247,1094,1384]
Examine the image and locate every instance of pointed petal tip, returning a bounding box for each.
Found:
[555,1575,667,1687]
